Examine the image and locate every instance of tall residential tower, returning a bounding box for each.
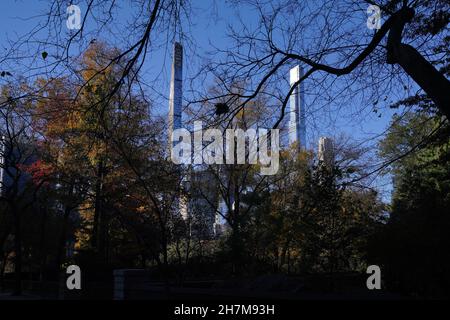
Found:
[168,42,183,154]
[289,65,306,150]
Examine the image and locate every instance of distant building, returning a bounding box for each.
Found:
[0,135,78,260]
[318,137,334,167]
[186,169,220,238]
[289,66,306,150]
[167,54,313,238]
[167,43,220,238]
[0,135,37,197]
[168,42,183,155]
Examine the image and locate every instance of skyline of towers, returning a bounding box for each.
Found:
[168,42,334,235]
[168,42,183,155]
[168,55,308,153]
[289,65,306,150]
[167,42,221,237]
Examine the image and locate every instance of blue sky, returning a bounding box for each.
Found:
[0,0,396,199]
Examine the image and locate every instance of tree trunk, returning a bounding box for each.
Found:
[55,206,71,272]
[279,238,291,272]
[38,206,47,281]
[12,204,22,296]
[387,7,450,119]
[92,160,104,257]
[394,44,450,118]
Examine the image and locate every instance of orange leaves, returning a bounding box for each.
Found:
[80,42,121,87]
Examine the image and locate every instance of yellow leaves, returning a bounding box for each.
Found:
[87,142,107,165]
[74,229,91,251]
[74,202,94,250]
[136,205,147,213]
[66,110,81,130]
[81,42,121,85]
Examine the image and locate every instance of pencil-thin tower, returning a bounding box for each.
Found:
[289,65,306,149]
[168,42,183,154]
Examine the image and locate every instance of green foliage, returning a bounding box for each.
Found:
[230,149,384,277]
[372,111,450,297]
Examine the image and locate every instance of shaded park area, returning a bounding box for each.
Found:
[0,0,449,300]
